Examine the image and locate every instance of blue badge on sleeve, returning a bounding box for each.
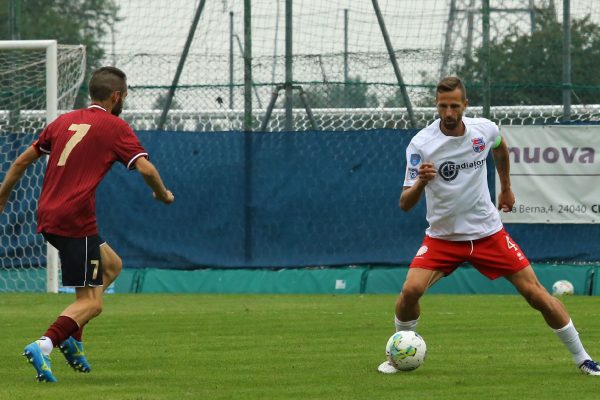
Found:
[410,154,421,166]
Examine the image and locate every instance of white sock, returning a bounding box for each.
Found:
[37,336,54,356]
[553,319,591,366]
[395,316,419,332]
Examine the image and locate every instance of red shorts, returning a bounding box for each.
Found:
[409,228,530,280]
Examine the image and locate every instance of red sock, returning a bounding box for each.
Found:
[72,323,86,341]
[43,316,79,347]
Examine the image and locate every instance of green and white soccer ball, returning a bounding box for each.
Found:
[552,280,574,296]
[385,330,427,371]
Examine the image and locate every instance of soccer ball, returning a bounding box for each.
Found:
[552,280,575,296]
[385,330,427,371]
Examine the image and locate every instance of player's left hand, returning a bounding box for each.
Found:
[417,162,437,183]
[497,188,515,212]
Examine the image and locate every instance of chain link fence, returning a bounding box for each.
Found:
[101,0,600,131]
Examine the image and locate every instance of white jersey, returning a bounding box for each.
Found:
[403,116,503,241]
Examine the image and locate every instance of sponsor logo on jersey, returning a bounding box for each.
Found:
[472,137,486,153]
[408,168,418,180]
[410,153,421,166]
[438,159,486,181]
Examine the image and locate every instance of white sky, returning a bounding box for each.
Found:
[104,0,600,56]
[100,0,600,107]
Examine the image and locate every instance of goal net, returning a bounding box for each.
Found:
[0,41,86,292]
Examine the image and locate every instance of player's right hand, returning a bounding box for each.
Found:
[418,162,437,183]
[153,190,175,204]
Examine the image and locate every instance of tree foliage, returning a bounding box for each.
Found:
[455,8,600,106]
[0,0,120,106]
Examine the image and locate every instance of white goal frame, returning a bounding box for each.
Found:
[0,40,59,293]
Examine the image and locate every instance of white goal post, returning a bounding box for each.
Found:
[0,40,58,120]
[0,40,86,293]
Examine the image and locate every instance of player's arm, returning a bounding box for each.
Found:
[0,146,43,213]
[491,136,515,212]
[399,162,436,211]
[134,157,174,204]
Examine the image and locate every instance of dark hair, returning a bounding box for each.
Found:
[89,66,127,101]
[436,76,467,101]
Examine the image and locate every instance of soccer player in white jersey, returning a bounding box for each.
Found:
[377,76,600,375]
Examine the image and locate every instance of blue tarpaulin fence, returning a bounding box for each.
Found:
[92,129,599,269]
[96,129,425,268]
[2,128,598,270]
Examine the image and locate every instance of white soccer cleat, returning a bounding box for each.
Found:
[377,360,399,374]
[579,360,600,376]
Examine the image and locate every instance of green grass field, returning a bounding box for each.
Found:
[1,293,599,400]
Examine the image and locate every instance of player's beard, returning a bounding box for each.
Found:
[111,98,123,117]
[442,115,461,131]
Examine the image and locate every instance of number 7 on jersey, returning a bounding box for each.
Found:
[57,123,91,166]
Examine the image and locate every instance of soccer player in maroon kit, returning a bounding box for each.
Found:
[0,66,174,382]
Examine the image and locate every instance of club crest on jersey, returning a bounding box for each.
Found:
[472,137,486,153]
[410,153,421,166]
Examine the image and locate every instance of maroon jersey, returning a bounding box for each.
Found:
[33,105,148,237]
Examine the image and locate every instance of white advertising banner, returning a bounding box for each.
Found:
[497,125,600,224]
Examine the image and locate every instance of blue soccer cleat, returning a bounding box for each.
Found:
[23,341,57,383]
[59,337,91,373]
[579,359,600,376]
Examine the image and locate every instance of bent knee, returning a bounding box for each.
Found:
[103,254,123,280]
[401,284,426,303]
[108,252,123,271]
[88,300,103,317]
[522,286,552,310]
[115,254,123,269]
[93,305,103,318]
[101,245,123,272]
[112,256,123,275]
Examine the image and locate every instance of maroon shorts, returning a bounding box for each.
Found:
[409,228,530,280]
